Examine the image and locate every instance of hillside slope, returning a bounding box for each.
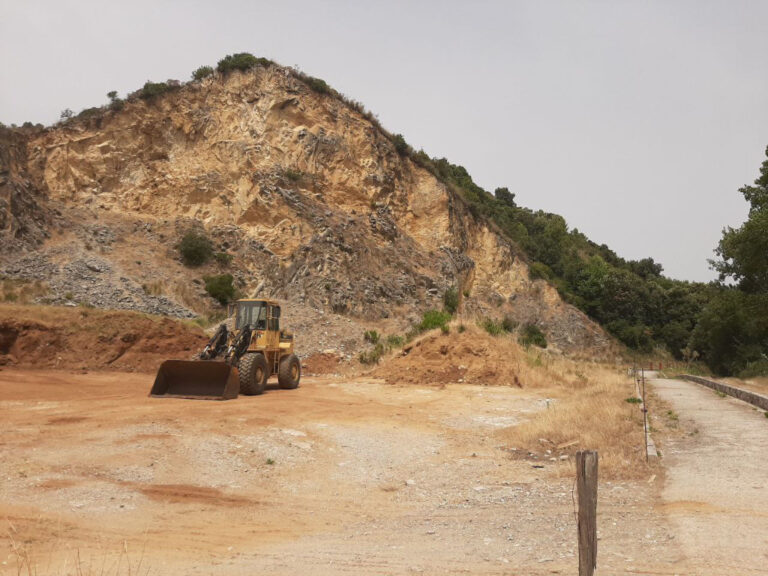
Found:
[0,63,608,354]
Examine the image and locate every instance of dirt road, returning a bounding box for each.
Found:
[1,369,676,575]
[653,377,768,575]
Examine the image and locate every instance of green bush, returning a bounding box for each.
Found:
[441,324,450,334]
[458,324,466,333]
[283,169,303,182]
[419,309,452,331]
[203,274,235,305]
[305,76,331,94]
[392,134,411,156]
[443,286,459,315]
[364,330,380,344]
[501,315,518,333]
[480,318,503,336]
[192,65,214,81]
[76,107,103,121]
[359,342,386,365]
[739,358,768,379]
[214,252,233,266]
[179,230,213,266]
[528,261,552,281]
[217,53,260,74]
[519,323,547,348]
[140,81,175,100]
[107,90,125,111]
[386,334,405,348]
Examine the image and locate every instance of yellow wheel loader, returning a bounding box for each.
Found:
[150,299,301,400]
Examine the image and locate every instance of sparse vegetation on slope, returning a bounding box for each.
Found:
[203,273,235,305]
[179,230,213,267]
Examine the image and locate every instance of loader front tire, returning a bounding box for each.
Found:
[278,354,301,389]
[239,353,268,395]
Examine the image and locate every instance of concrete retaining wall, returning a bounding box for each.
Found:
[681,375,768,411]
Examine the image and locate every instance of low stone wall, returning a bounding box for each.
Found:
[681,375,768,411]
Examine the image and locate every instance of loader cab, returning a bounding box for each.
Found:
[234,300,268,330]
[233,299,281,346]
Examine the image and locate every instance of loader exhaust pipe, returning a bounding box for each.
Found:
[150,360,240,400]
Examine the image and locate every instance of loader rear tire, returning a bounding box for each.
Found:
[278,354,301,389]
[239,353,268,395]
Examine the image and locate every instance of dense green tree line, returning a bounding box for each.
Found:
[412,146,768,376]
[692,146,768,376]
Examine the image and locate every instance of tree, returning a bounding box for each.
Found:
[628,257,663,279]
[494,187,516,207]
[107,90,124,111]
[60,108,73,120]
[712,145,768,293]
[695,145,768,375]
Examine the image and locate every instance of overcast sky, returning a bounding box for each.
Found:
[2,0,767,281]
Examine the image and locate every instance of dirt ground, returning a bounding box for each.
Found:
[1,368,680,575]
[652,377,768,575]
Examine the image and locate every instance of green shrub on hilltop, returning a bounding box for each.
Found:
[107,90,124,111]
[192,65,214,81]
[304,76,331,94]
[140,80,177,100]
[392,134,411,156]
[217,53,271,74]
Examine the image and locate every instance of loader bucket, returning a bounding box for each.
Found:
[150,360,239,400]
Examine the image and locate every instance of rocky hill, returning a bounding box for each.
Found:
[0,61,609,356]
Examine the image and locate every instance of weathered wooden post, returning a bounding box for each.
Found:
[576,450,598,576]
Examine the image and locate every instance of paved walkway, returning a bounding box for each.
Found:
[652,378,768,575]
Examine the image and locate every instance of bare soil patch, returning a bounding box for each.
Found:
[1,367,677,575]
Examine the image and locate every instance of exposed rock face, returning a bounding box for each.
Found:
[0,126,50,249]
[0,65,608,352]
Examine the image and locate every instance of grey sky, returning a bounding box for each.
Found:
[2,0,767,282]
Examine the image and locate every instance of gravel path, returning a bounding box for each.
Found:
[653,377,768,575]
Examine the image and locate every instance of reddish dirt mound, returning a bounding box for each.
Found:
[0,304,207,372]
[302,352,342,375]
[373,325,528,387]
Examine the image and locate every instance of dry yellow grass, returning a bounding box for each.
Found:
[0,278,48,304]
[495,351,647,479]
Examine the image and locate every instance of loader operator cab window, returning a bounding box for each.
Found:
[269,306,280,332]
[236,301,267,330]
